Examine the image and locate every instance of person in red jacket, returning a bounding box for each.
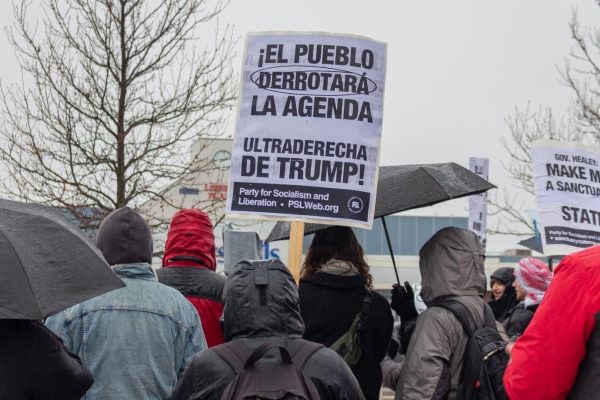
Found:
[503,244,600,399]
[157,209,226,347]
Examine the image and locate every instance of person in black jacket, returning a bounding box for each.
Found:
[487,267,518,322]
[170,259,364,400]
[0,319,93,400]
[298,226,394,400]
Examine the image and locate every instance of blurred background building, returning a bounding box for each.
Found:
[135,136,544,291]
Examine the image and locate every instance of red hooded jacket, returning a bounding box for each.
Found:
[157,209,225,347]
[503,244,600,399]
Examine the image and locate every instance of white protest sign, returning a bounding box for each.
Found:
[468,157,489,250]
[226,32,386,229]
[532,140,600,255]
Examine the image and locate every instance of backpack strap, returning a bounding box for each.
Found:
[482,303,498,329]
[287,339,324,369]
[357,289,373,331]
[434,299,478,336]
[211,341,252,374]
[435,299,497,337]
[245,343,293,368]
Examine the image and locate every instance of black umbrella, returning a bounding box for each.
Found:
[0,199,125,319]
[266,163,496,283]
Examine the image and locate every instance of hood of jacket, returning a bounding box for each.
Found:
[491,267,515,286]
[163,209,216,271]
[223,259,304,341]
[95,207,153,266]
[419,226,486,306]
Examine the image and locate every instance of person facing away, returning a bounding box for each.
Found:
[298,226,393,400]
[502,246,600,400]
[392,226,487,400]
[0,319,93,400]
[170,259,365,400]
[157,208,226,347]
[46,207,206,400]
[487,267,518,322]
[502,257,551,337]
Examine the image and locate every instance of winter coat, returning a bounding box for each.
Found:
[298,271,394,400]
[502,302,538,337]
[0,319,93,400]
[169,260,365,400]
[503,244,600,400]
[395,227,486,400]
[46,207,206,400]
[157,209,225,348]
[488,267,519,322]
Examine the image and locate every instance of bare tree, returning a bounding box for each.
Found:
[491,7,599,236]
[0,0,236,228]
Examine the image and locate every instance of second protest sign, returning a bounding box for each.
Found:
[532,139,600,255]
[226,32,387,229]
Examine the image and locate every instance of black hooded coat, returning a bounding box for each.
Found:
[0,319,93,400]
[169,260,365,400]
[298,272,393,400]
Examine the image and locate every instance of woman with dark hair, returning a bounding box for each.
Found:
[298,226,393,400]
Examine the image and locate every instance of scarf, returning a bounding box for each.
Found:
[319,259,359,276]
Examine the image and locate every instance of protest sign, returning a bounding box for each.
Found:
[226,32,386,229]
[468,157,489,250]
[532,140,600,255]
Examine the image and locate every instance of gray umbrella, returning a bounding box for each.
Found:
[266,163,496,282]
[0,199,125,319]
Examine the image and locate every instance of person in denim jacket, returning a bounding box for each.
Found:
[46,207,206,400]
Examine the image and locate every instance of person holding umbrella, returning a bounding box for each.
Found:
[387,227,488,399]
[46,207,206,400]
[0,199,128,399]
[0,319,94,399]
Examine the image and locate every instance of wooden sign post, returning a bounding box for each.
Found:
[287,221,305,283]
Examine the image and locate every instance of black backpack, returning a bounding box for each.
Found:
[211,338,323,400]
[435,299,509,400]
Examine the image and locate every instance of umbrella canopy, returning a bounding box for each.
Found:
[518,236,544,254]
[0,199,125,319]
[266,162,496,242]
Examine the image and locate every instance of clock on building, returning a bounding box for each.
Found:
[212,150,231,170]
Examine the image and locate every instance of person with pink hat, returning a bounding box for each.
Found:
[502,257,552,337]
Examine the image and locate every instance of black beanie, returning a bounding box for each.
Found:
[96,207,153,266]
[490,267,514,287]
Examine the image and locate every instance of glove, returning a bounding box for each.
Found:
[387,337,400,359]
[391,281,418,321]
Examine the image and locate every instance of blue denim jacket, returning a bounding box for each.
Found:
[46,263,206,400]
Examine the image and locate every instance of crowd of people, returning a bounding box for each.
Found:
[1,206,600,400]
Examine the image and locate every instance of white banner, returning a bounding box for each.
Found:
[468,157,489,250]
[226,32,387,229]
[532,139,600,255]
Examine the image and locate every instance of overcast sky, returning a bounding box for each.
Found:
[219,0,600,252]
[0,1,598,253]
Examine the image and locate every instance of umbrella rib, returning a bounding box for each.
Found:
[0,303,39,319]
[419,167,449,198]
